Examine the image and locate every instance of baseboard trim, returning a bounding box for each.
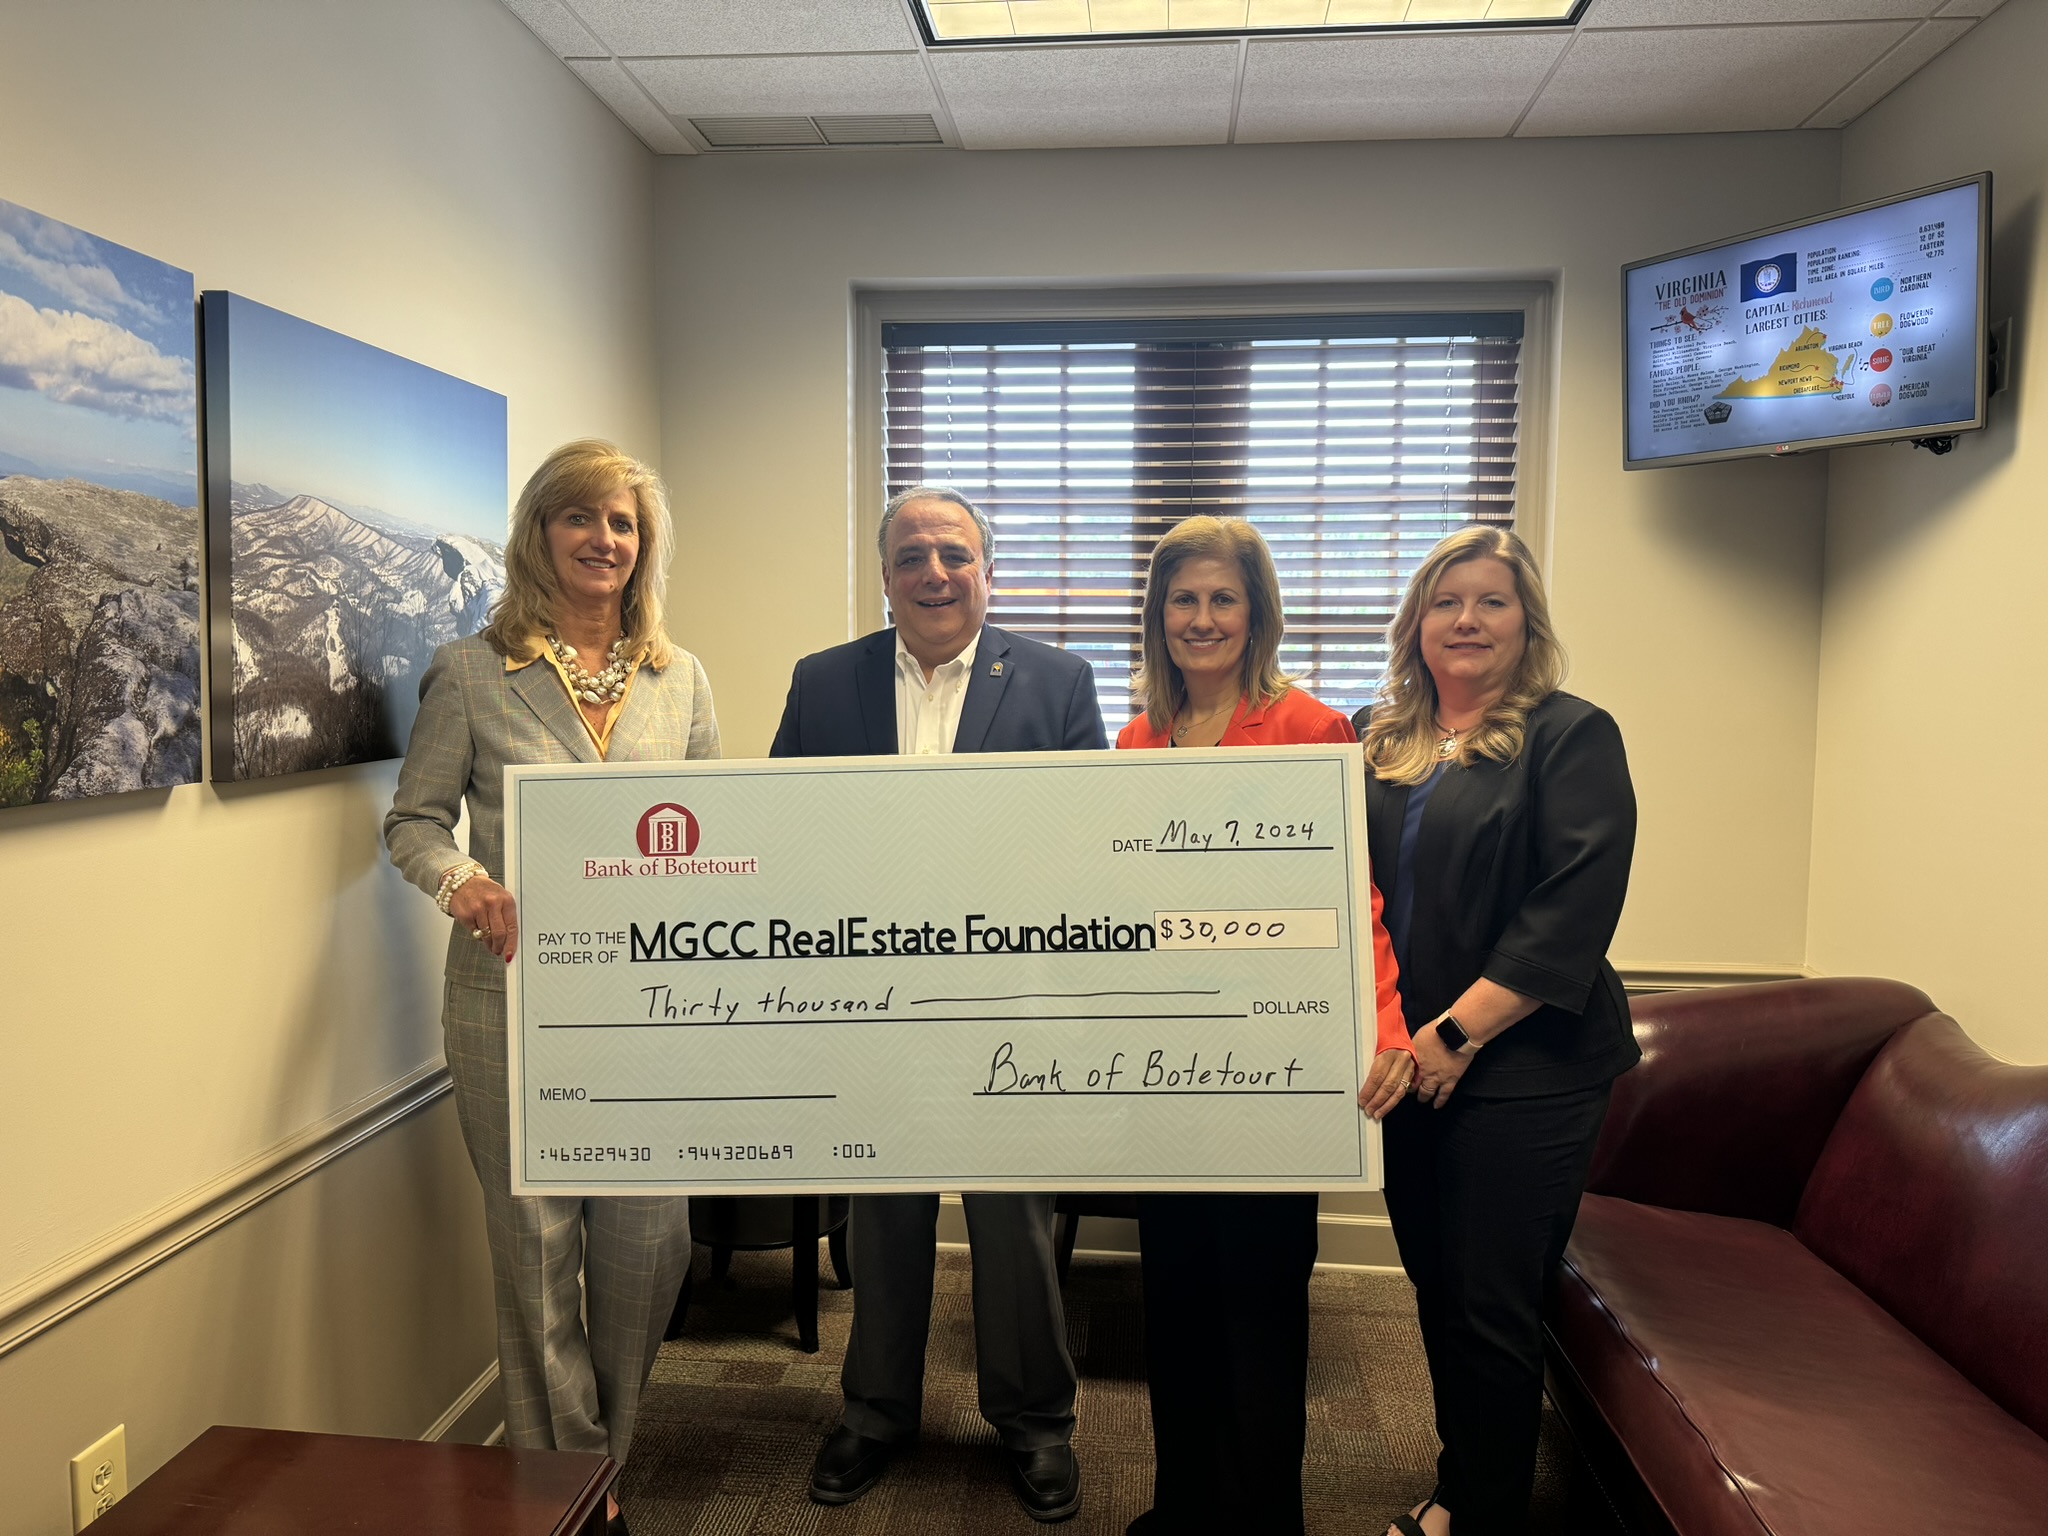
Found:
[0,1062,452,1359]
[423,1360,503,1444]
[1617,961,1813,994]
[1314,1210,1401,1269]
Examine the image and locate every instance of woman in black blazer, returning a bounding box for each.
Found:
[1353,527,1637,1536]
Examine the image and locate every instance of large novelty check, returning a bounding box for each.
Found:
[504,747,1380,1196]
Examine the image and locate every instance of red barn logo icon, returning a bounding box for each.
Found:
[637,803,700,857]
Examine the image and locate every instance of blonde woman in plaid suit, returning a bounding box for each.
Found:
[386,441,717,1536]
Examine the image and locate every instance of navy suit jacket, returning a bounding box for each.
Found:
[769,624,1106,758]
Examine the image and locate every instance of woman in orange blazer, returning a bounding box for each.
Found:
[1119,517,1412,1536]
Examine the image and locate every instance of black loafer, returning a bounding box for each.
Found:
[809,1425,895,1505]
[1008,1444,1082,1522]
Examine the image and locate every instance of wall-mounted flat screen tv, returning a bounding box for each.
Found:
[1623,173,1989,470]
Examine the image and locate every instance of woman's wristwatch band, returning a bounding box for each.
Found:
[1434,1013,1475,1053]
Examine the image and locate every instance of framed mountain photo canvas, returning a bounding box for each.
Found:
[0,198,200,807]
[201,292,507,781]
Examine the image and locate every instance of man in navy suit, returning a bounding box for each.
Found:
[775,486,1104,1523]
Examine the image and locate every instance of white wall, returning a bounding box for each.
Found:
[1809,0,2048,1064]
[0,2,660,1529]
[654,133,1839,972]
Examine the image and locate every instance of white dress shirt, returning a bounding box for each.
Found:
[894,628,981,756]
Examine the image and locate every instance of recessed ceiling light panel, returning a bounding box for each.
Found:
[916,0,1583,44]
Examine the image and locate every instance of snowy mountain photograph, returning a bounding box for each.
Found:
[202,292,507,780]
[0,198,200,808]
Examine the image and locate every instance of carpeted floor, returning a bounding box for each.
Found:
[619,1244,1605,1535]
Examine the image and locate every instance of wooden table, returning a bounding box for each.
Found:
[91,1426,616,1535]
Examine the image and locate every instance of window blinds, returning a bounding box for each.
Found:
[881,314,1523,726]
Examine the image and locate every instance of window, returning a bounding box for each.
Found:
[881,313,1523,725]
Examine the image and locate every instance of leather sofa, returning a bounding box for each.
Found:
[1543,978,2048,1535]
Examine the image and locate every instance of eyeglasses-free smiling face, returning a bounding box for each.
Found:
[1419,555,1527,701]
[885,498,991,672]
[1163,556,1252,690]
[547,486,640,609]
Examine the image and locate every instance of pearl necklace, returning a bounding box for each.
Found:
[548,634,631,705]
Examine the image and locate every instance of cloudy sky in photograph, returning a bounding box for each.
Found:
[0,199,197,504]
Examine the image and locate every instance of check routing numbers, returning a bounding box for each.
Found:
[506,748,1376,1193]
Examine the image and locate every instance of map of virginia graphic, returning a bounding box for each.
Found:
[1719,326,1843,399]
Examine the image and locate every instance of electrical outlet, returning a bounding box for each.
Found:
[69,1424,127,1532]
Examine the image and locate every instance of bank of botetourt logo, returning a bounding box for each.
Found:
[581,802,756,878]
[637,803,700,857]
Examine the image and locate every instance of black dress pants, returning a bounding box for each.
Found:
[839,1191,1076,1448]
[1134,1191,1320,1536]
[1381,1083,1612,1536]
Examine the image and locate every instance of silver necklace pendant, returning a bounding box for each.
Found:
[1436,731,1458,759]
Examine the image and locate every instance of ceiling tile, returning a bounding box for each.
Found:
[1933,0,2005,14]
[931,42,1242,149]
[1520,21,1914,135]
[1583,0,1937,20]
[565,56,697,151]
[567,0,918,57]
[502,0,608,56]
[1805,16,1975,124]
[1236,31,1570,141]
[628,53,938,117]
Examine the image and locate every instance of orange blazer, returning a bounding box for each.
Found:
[1117,689,1412,1058]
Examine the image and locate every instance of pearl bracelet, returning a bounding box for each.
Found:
[436,861,487,914]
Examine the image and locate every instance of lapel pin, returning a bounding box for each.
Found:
[990,660,1004,676]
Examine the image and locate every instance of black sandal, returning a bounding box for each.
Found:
[1389,1495,1438,1536]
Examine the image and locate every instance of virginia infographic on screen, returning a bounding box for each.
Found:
[1627,182,1981,464]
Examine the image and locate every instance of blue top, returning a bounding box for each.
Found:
[1388,762,1447,973]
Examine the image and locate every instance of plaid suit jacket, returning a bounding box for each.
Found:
[385,632,721,991]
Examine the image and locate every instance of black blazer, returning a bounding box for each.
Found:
[770,623,1106,758]
[1355,692,1639,1098]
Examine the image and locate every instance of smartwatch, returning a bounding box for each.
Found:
[1433,1014,1473,1053]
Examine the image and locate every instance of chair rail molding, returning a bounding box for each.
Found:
[0,1062,452,1359]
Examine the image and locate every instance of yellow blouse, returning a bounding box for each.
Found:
[505,646,644,759]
